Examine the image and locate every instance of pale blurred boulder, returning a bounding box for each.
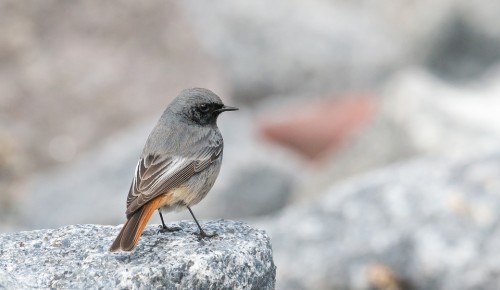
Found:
[257,150,500,290]
[381,68,500,156]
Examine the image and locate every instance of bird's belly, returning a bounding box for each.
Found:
[160,160,221,212]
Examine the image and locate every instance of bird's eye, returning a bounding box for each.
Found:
[199,104,210,112]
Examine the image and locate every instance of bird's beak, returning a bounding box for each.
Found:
[217,105,239,113]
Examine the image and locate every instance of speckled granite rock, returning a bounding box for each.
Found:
[259,150,500,290]
[0,220,275,289]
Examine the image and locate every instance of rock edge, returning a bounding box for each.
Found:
[0,220,276,290]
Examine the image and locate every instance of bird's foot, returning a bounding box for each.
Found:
[158,225,182,234]
[195,229,217,239]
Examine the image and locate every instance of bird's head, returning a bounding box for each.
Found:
[167,88,238,126]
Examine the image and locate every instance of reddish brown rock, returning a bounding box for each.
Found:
[258,95,377,161]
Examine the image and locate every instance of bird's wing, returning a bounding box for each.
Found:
[125,144,223,216]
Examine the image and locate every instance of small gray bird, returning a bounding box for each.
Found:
[109,88,238,252]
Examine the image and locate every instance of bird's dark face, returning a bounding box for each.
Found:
[169,88,238,127]
[188,101,238,126]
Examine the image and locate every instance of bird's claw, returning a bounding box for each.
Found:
[195,230,217,239]
[158,225,182,234]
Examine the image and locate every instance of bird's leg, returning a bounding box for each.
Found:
[158,209,167,230]
[157,209,181,233]
[187,206,217,238]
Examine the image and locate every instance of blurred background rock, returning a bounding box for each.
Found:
[2,0,500,289]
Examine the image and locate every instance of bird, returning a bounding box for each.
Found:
[109,88,238,252]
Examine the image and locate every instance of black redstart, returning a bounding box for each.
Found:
[109,88,238,252]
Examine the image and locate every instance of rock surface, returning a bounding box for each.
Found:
[0,221,276,289]
[259,150,500,290]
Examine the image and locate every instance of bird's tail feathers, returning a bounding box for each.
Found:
[109,197,162,252]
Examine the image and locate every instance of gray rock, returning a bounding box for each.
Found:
[0,221,276,289]
[257,150,500,290]
[405,0,500,81]
[207,166,294,217]
[424,14,500,81]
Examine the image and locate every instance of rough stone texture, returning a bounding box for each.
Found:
[258,150,500,290]
[0,221,276,289]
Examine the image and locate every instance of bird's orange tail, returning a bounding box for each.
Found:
[109,197,162,252]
